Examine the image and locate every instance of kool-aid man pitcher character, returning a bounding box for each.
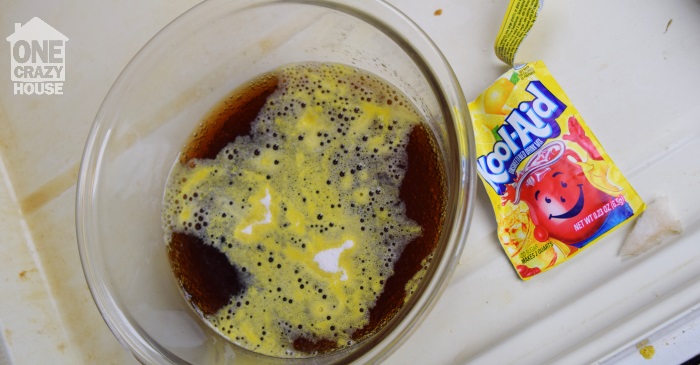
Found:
[506,117,634,249]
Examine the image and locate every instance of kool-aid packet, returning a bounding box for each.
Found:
[470,62,644,279]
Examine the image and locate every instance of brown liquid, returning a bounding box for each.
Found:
[349,124,446,342]
[168,232,248,316]
[180,74,279,164]
[166,65,446,355]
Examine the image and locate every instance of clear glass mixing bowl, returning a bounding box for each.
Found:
[76,0,475,363]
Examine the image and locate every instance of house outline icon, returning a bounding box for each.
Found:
[6,17,68,82]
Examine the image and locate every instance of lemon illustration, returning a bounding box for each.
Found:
[472,113,503,154]
[501,87,535,115]
[483,78,514,115]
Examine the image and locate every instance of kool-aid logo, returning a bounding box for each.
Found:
[477,81,566,194]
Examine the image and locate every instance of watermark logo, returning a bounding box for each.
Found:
[6,17,68,95]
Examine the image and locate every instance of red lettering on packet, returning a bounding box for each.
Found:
[563,116,602,161]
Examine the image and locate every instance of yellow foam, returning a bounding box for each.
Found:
[163,63,424,357]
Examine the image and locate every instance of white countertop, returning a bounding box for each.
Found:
[1,1,699,364]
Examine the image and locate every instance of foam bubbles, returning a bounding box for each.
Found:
[163,63,425,357]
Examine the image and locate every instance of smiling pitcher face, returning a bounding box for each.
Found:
[520,150,612,244]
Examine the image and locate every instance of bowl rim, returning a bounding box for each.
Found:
[76,0,476,363]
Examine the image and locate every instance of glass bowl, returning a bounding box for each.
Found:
[76,0,475,363]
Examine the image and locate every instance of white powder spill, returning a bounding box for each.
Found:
[241,188,272,234]
[620,196,682,257]
[314,240,355,281]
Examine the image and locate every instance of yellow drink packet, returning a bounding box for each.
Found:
[468,61,645,279]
